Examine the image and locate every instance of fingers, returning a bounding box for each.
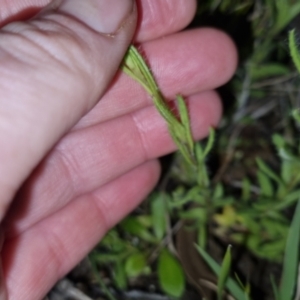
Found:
[3,160,160,300]
[4,90,222,236]
[75,28,238,129]
[134,0,197,42]
[0,0,196,42]
[0,0,50,25]
[0,0,137,219]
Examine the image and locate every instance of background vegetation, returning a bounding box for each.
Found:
[48,1,300,299]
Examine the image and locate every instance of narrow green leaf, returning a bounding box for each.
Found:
[234,274,251,300]
[213,183,224,199]
[276,3,300,33]
[197,222,207,249]
[217,245,232,300]
[195,141,204,161]
[273,189,300,211]
[270,274,280,300]
[203,128,216,157]
[250,63,289,81]
[290,4,300,23]
[177,94,194,155]
[281,160,296,183]
[274,0,290,32]
[169,127,195,166]
[114,261,127,290]
[195,245,247,300]
[279,199,300,300]
[272,134,285,149]
[244,284,251,300]
[257,171,274,197]
[256,157,283,185]
[292,109,300,124]
[241,177,251,202]
[289,29,300,75]
[151,193,167,240]
[158,249,185,298]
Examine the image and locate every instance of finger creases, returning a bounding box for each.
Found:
[76,27,237,128]
[5,90,222,237]
[0,0,196,41]
[134,0,197,42]
[4,160,160,300]
[0,0,137,219]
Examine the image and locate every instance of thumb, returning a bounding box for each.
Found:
[0,0,136,219]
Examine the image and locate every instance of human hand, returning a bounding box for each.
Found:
[0,0,237,299]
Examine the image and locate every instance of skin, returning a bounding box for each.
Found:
[0,0,238,299]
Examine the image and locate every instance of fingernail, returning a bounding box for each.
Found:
[42,0,134,35]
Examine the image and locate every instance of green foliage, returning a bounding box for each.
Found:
[289,29,300,74]
[114,261,127,290]
[197,0,253,14]
[217,245,233,300]
[121,216,157,243]
[273,0,300,34]
[150,192,167,240]
[90,2,300,299]
[196,245,248,299]
[250,63,290,81]
[124,252,148,278]
[197,201,300,300]
[122,46,199,166]
[158,249,185,298]
[279,200,300,300]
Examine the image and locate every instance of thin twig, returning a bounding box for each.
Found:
[148,221,183,264]
[212,125,244,184]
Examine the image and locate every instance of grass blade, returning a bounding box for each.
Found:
[176,94,194,155]
[195,244,247,300]
[289,29,300,74]
[217,245,232,300]
[279,199,300,300]
[256,157,283,185]
[203,128,215,157]
[270,274,280,300]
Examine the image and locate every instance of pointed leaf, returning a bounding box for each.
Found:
[279,200,300,300]
[242,177,251,202]
[256,157,283,184]
[289,29,300,74]
[213,183,224,199]
[158,249,185,298]
[151,193,167,240]
[217,245,232,300]
[270,274,280,300]
[114,261,127,289]
[251,63,289,80]
[203,127,216,157]
[195,245,246,300]
[177,94,194,154]
[257,171,274,197]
